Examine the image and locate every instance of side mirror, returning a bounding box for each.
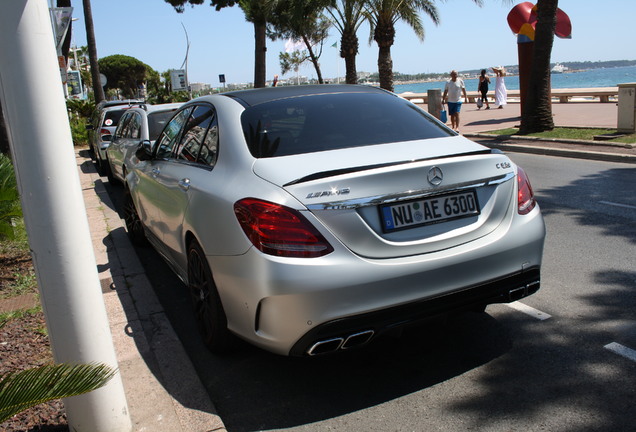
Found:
[135,140,153,161]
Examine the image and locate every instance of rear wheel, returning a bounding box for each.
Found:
[123,191,147,246]
[187,240,233,354]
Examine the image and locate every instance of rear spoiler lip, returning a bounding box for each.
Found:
[283,149,496,187]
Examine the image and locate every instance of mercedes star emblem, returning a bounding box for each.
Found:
[427,166,443,186]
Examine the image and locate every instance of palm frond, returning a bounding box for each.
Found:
[0,363,116,424]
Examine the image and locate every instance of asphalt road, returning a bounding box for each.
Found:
[106,152,636,432]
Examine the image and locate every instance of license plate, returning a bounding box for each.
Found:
[380,190,480,232]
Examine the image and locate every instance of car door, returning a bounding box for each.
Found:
[109,111,133,180]
[133,106,193,246]
[151,104,218,268]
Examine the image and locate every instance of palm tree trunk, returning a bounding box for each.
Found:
[374,18,395,92]
[378,45,393,92]
[254,21,267,88]
[341,30,358,84]
[82,0,105,103]
[519,0,558,134]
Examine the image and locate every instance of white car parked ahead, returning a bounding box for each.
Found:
[106,103,183,184]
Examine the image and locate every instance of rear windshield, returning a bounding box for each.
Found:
[103,110,126,127]
[148,110,178,141]
[240,92,450,158]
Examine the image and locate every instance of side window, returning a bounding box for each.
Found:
[114,112,131,139]
[129,113,141,139]
[177,105,214,163]
[197,119,218,167]
[155,107,193,159]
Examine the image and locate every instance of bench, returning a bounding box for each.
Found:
[400,87,619,104]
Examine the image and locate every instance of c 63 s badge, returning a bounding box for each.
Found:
[306,188,351,199]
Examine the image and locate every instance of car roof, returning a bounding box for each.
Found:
[122,103,184,116]
[100,103,148,114]
[221,84,393,107]
[96,99,144,110]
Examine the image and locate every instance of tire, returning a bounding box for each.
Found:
[187,240,233,354]
[123,191,147,246]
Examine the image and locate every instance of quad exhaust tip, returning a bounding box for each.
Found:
[307,330,375,356]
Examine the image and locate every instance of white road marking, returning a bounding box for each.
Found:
[599,200,636,210]
[506,301,552,320]
[604,342,636,363]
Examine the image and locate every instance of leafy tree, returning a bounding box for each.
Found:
[98,55,158,99]
[365,0,440,92]
[326,0,367,84]
[518,0,558,134]
[270,0,332,84]
[279,50,310,79]
[82,0,105,103]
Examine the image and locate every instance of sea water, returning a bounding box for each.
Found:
[394,65,636,94]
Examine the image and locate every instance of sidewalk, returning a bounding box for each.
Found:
[77,149,226,432]
[450,101,636,164]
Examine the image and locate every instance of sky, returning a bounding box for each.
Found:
[67,0,636,88]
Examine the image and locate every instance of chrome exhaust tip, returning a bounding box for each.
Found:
[307,337,344,356]
[342,330,374,349]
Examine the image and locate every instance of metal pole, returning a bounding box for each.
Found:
[0,1,131,431]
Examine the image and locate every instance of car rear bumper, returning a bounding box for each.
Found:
[289,267,540,356]
[209,206,546,356]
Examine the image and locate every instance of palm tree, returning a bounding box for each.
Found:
[365,0,440,92]
[0,363,116,423]
[82,0,105,103]
[518,0,558,134]
[326,0,367,84]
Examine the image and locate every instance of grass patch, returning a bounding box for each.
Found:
[0,306,41,328]
[1,270,37,299]
[484,127,636,144]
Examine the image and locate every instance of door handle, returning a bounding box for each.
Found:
[178,178,191,191]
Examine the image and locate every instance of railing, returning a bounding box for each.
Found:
[399,87,619,104]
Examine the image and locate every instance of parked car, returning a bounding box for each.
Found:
[106,103,183,184]
[86,100,144,175]
[123,85,546,357]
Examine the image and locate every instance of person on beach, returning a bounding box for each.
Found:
[442,70,468,132]
[478,69,491,110]
[492,66,507,109]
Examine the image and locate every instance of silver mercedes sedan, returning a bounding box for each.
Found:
[124,85,545,356]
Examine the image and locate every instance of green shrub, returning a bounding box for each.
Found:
[0,154,21,240]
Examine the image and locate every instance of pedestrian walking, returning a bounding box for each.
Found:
[478,69,491,110]
[442,70,468,133]
[492,66,507,109]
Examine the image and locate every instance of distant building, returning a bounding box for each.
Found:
[190,82,211,93]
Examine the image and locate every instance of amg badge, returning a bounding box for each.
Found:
[306,188,351,199]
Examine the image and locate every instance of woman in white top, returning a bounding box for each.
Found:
[492,66,507,109]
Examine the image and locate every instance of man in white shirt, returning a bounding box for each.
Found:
[442,70,468,132]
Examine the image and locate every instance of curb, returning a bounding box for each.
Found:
[77,150,227,432]
[464,133,636,164]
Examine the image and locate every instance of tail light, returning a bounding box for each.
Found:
[517,166,537,215]
[234,198,334,258]
[99,128,110,137]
